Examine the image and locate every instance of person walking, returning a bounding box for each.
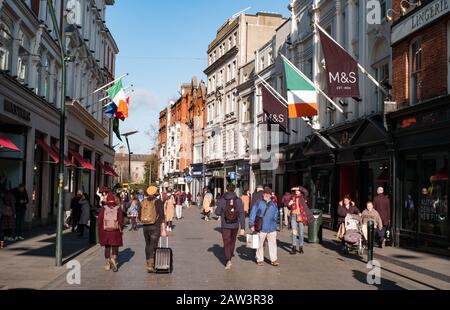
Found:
[77,193,91,238]
[1,190,15,243]
[215,184,245,270]
[175,191,185,220]
[249,187,279,266]
[97,192,124,272]
[373,187,391,247]
[70,190,83,233]
[202,187,213,221]
[164,192,175,231]
[337,194,360,252]
[140,186,166,273]
[361,201,384,247]
[127,193,140,231]
[281,191,292,228]
[288,187,308,254]
[241,190,250,216]
[13,184,29,241]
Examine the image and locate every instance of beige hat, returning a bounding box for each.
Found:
[147,186,158,196]
[291,187,300,192]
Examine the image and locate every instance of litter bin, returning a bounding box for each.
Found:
[308,209,323,243]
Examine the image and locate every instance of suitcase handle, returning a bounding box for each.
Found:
[159,236,169,248]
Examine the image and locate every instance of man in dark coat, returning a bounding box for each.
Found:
[373,187,391,247]
[70,190,83,233]
[13,184,29,240]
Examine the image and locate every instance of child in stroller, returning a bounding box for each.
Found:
[343,214,365,255]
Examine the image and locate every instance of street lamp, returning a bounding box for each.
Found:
[122,130,139,193]
[47,0,67,267]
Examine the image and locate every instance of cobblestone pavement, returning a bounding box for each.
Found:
[43,206,450,290]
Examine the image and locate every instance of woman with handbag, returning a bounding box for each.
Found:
[1,190,16,244]
[289,187,308,255]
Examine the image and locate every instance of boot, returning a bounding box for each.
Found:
[146,258,155,273]
[290,246,297,255]
[104,259,111,271]
[110,255,119,272]
[299,246,304,254]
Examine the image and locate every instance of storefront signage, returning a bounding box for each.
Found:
[4,101,31,122]
[85,129,95,140]
[392,0,450,44]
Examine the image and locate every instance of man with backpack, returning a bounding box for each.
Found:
[215,184,245,270]
[140,186,166,273]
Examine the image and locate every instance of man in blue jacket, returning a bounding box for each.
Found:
[249,187,279,266]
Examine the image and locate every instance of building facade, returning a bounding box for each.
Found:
[387,0,450,255]
[0,0,118,228]
[114,148,151,185]
[204,12,287,197]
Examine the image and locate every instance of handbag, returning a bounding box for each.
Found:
[254,202,271,232]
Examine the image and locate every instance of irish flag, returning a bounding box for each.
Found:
[107,80,129,121]
[283,59,318,118]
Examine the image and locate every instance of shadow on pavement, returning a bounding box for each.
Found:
[214,227,222,234]
[352,270,406,290]
[321,239,365,263]
[119,248,135,266]
[236,245,255,262]
[277,240,294,254]
[207,244,226,266]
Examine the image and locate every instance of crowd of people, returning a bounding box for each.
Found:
[0,184,29,248]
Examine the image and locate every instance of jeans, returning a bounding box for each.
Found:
[175,205,183,219]
[15,208,26,237]
[291,214,304,247]
[143,224,161,260]
[221,228,238,261]
[256,231,278,263]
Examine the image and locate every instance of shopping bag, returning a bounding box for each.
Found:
[246,234,259,249]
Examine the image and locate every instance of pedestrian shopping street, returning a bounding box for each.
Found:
[30,206,449,290]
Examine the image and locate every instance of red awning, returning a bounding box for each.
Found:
[36,139,59,163]
[0,132,20,152]
[104,162,119,177]
[96,160,117,177]
[430,168,448,182]
[68,149,96,171]
[50,145,76,167]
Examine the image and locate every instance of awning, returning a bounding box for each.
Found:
[36,139,59,163]
[96,160,118,177]
[0,132,20,152]
[68,149,96,171]
[430,168,448,182]
[50,145,76,167]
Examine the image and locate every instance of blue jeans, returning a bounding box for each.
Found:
[291,215,304,247]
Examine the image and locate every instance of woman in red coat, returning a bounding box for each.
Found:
[97,192,124,272]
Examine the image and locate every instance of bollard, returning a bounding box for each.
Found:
[367,220,375,262]
[89,210,98,245]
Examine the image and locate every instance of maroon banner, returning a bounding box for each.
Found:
[318,27,360,98]
[261,84,287,130]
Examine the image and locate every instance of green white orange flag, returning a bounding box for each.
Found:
[283,58,318,118]
[107,80,129,121]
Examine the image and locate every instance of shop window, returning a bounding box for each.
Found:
[402,155,418,230]
[420,153,448,236]
[0,23,12,71]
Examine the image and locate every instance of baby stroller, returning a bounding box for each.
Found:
[343,214,365,256]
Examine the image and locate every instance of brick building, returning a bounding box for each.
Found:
[387,0,450,255]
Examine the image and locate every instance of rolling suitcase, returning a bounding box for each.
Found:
[154,236,173,274]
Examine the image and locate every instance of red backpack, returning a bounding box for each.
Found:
[224,198,239,224]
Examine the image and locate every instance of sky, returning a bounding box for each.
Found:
[107,0,290,154]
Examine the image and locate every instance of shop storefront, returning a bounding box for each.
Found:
[388,96,450,255]
[191,163,205,201]
[0,125,27,192]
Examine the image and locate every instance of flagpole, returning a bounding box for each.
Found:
[93,73,129,94]
[256,75,288,108]
[280,54,343,113]
[314,22,389,97]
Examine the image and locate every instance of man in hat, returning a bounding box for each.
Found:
[140,186,166,273]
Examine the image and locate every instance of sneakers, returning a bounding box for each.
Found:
[290,246,297,255]
[18,236,24,241]
[256,261,264,266]
[225,260,232,270]
[270,261,280,267]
